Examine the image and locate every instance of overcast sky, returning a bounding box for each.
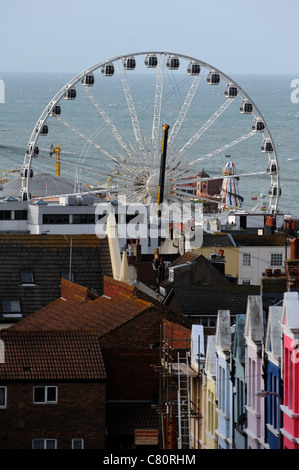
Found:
[1,0,298,75]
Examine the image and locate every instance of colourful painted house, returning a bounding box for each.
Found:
[280,291,299,449]
[264,305,283,449]
[215,310,233,448]
[231,314,247,449]
[203,335,218,449]
[244,296,266,449]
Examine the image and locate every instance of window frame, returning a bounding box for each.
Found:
[0,386,7,409]
[72,438,84,449]
[33,386,58,405]
[241,279,252,285]
[21,269,35,285]
[242,252,252,267]
[1,299,22,318]
[270,252,284,267]
[32,438,57,449]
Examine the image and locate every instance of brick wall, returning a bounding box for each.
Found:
[0,381,106,449]
[99,306,162,349]
[103,349,160,401]
[285,259,299,291]
[103,276,135,298]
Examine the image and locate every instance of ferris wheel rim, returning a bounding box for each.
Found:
[21,51,280,213]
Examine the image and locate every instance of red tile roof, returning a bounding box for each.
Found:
[0,330,106,381]
[10,292,153,337]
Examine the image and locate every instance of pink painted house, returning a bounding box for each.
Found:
[280,291,299,449]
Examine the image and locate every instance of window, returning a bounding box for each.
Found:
[270,374,279,430]
[14,210,27,220]
[242,253,252,267]
[72,214,95,224]
[0,211,12,220]
[32,439,57,449]
[218,366,226,412]
[2,300,21,318]
[0,387,7,408]
[72,438,84,449]
[270,253,283,267]
[21,269,34,285]
[33,386,58,404]
[43,214,69,224]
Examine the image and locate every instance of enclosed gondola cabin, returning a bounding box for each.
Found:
[261,138,273,153]
[240,100,253,114]
[51,105,61,116]
[81,73,95,86]
[268,184,281,197]
[21,167,34,179]
[123,57,136,70]
[252,118,265,132]
[187,61,200,75]
[40,124,48,136]
[166,55,180,70]
[144,54,158,68]
[207,71,220,85]
[224,83,238,98]
[64,87,76,100]
[101,64,114,76]
[267,162,277,174]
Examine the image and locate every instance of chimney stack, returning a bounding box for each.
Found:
[285,237,299,291]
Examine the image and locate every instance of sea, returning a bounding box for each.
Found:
[0,69,298,216]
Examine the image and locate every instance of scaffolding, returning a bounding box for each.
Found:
[154,323,200,449]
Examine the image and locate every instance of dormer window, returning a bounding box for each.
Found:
[2,299,22,318]
[21,269,34,285]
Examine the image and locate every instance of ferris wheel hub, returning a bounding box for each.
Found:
[146,172,171,201]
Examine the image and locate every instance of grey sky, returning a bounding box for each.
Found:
[1,0,298,75]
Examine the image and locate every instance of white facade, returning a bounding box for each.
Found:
[238,245,289,285]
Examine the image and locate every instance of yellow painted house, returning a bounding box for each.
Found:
[193,232,239,280]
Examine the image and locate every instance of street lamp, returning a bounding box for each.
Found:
[255,390,282,449]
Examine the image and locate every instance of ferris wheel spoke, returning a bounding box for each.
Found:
[187,131,257,170]
[52,114,145,180]
[36,153,132,181]
[82,85,142,165]
[151,54,166,165]
[52,114,118,162]
[168,97,236,172]
[174,170,268,186]
[117,61,150,166]
[167,73,202,156]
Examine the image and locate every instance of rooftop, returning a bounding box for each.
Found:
[0,329,106,381]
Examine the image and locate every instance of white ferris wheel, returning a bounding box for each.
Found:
[21,51,280,214]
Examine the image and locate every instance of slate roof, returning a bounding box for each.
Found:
[231,233,286,246]
[0,234,112,321]
[168,285,260,316]
[201,232,235,247]
[0,329,106,381]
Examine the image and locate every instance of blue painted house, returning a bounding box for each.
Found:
[264,305,283,449]
[215,310,232,449]
[231,314,247,449]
